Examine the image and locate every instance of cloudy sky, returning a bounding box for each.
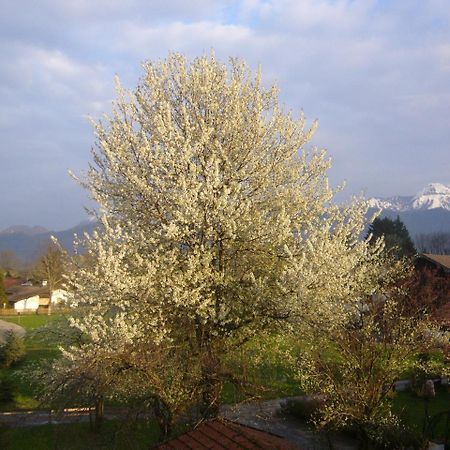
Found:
[1,0,450,230]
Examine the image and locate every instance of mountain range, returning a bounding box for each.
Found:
[368,182,450,237]
[0,220,97,262]
[1,183,450,262]
[368,183,450,212]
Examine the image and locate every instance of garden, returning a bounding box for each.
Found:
[0,312,448,449]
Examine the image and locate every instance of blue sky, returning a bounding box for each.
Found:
[1,0,450,230]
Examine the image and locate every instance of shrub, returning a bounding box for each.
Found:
[280,395,325,421]
[411,352,443,395]
[0,331,26,368]
[365,422,426,449]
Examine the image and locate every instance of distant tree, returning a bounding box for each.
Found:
[32,242,68,295]
[0,250,22,277]
[0,271,7,308]
[367,216,416,258]
[415,232,450,255]
[0,375,14,403]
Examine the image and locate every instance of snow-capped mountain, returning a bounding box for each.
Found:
[368,183,450,212]
[411,183,450,210]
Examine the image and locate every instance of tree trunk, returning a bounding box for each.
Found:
[154,396,172,441]
[200,350,222,418]
[94,396,104,431]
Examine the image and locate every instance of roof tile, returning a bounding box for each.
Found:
[154,418,302,450]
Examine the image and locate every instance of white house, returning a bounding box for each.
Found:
[6,286,68,312]
[13,294,41,311]
[51,288,67,305]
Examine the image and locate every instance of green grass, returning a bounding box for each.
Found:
[0,346,61,411]
[0,420,161,450]
[220,335,304,404]
[392,385,450,440]
[0,314,62,411]
[1,314,59,331]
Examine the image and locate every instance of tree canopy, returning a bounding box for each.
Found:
[48,53,401,428]
[32,242,68,293]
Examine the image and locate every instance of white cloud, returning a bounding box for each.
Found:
[1,0,450,228]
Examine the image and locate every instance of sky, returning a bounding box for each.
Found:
[1,0,450,231]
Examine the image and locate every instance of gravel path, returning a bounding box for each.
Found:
[220,398,359,450]
[0,319,25,343]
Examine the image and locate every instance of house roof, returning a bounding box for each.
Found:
[154,418,301,450]
[418,254,450,271]
[3,278,24,289]
[6,286,50,303]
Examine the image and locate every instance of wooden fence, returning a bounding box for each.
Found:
[0,307,72,316]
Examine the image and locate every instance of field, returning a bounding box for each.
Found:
[392,385,450,441]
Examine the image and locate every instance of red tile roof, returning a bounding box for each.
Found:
[154,418,301,450]
[3,278,23,289]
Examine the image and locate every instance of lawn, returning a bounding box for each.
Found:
[0,420,161,450]
[1,314,59,331]
[0,314,62,410]
[392,385,450,441]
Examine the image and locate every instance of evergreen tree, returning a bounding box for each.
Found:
[367,216,416,258]
[0,331,25,369]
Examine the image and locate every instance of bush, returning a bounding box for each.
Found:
[411,352,443,395]
[280,395,325,421]
[0,331,26,368]
[365,422,426,449]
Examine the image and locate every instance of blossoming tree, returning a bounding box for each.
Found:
[54,54,396,426]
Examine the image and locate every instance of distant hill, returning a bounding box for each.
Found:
[0,225,49,236]
[0,221,98,262]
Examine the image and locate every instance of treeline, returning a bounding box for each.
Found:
[415,231,450,255]
[366,217,450,256]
